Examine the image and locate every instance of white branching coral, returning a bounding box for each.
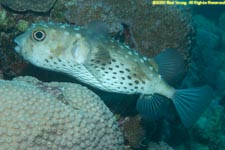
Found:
[0,76,124,150]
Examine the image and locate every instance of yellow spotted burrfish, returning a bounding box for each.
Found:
[14,22,213,128]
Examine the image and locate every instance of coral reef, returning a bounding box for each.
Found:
[0,76,124,150]
[0,0,56,12]
[16,20,29,32]
[181,14,225,92]
[119,115,146,149]
[179,14,225,150]
[0,6,15,31]
[0,31,27,78]
[190,98,225,150]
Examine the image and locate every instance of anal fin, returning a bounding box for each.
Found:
[136,94,169,121]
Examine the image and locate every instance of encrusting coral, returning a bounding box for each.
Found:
[0,76,124,150]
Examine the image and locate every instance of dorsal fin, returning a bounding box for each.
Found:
[154,48,185,85]
[86,21,110,42]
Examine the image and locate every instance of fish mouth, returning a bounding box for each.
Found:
[14,37,22,53]
[14,45,21,53]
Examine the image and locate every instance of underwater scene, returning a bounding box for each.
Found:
[0,0,225,150]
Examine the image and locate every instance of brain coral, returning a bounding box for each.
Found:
[0,76,124,150]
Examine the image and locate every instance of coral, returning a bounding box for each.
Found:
[0,76,124,150]
[0,31,27,79]
[0,7,7,28]
[16,20,29,32]
[0,0,57,12]
[119,115,145,148]
[190,98,225,150]
[181,15,225,91]
[0,6,15,31]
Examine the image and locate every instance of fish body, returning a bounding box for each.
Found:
[14,22,174,97]
[14,22,213,128]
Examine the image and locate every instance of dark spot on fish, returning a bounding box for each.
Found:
[121,77,125,80]
[142,81,146,84]
[45,59,49,63]
[67,61,71,64]
[135,80,139,84]
[141,87,144,90]
[120,63,124,66]
[110,83,114,86]
[57,58,62,62]
[94,66,98,68]
[115,65,119,68]
[117,87,120,89]
[62,64,66,66]
[96,60,101,63]
[133,73,137,76]
[130,89,134,91]
[105,71,109,74]
[125,68,130,72]
[54,62,58,64]
[127,76,131,80]
[124,87,127,89]
[119,71,124,73]
[49,56,53,59]
[120,82,123,85]
[101,63,106,66]
[112,59,116,62]
[112,76,116,79]
[134,86,138,89]
[90,59,94,62]
[101,67,105,70]
[109,67,113,70]
[129,83,132,86]
[113,72,117,75]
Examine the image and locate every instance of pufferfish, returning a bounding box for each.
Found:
[14,22,213,128]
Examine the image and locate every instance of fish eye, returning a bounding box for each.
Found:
[32,30,46,41]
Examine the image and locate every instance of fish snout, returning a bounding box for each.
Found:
[14,36,23,53]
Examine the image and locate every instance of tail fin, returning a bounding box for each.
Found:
[172,86,213,128]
